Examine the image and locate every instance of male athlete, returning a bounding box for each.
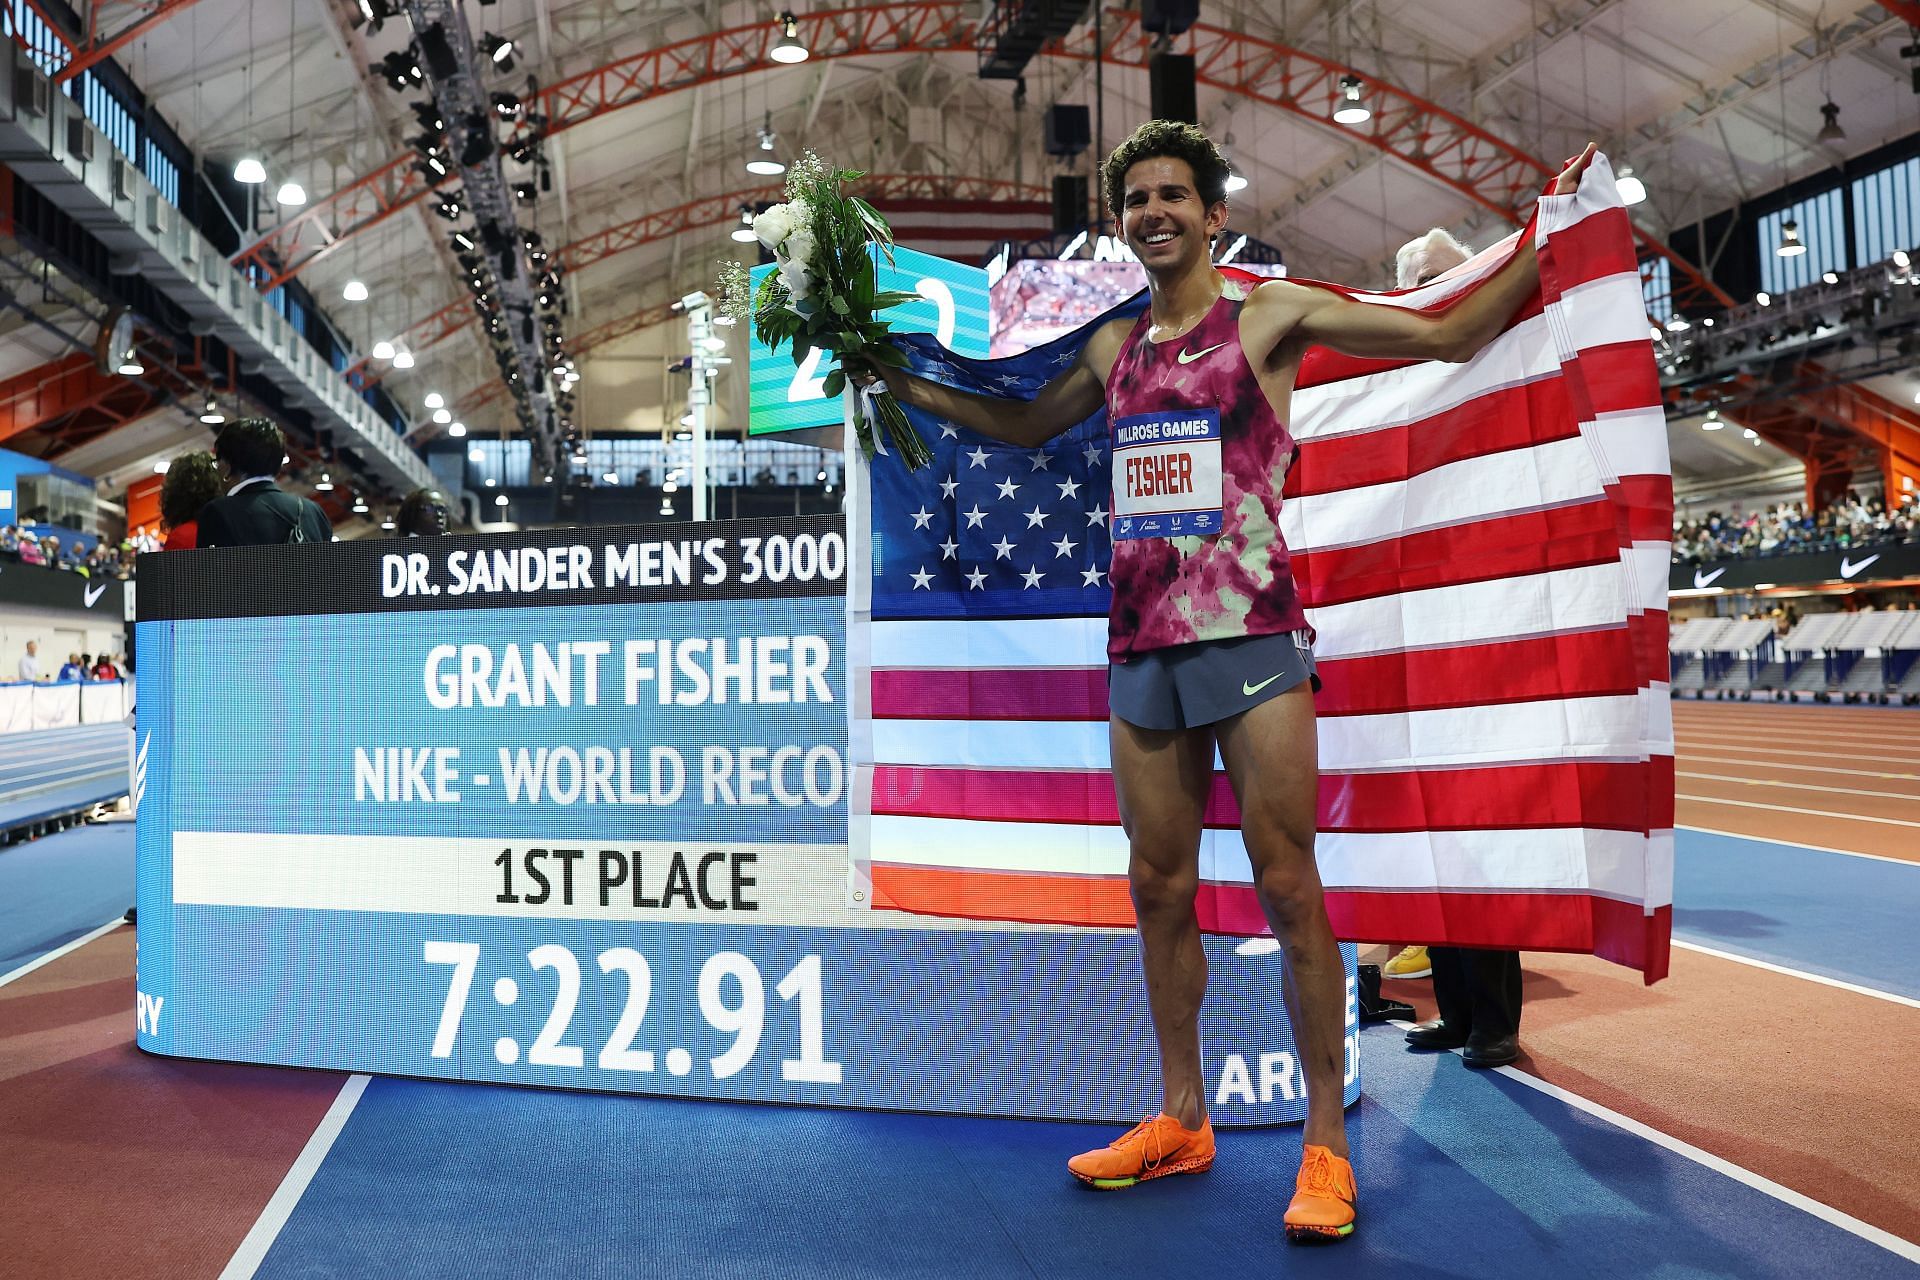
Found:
[860,120,1594,1244]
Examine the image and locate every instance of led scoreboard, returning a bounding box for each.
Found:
[134,516,1356,1124]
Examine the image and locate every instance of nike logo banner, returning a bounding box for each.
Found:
[853,152,1675,983]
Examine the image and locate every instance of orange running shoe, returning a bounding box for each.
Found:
[1067,1113,1215,1190]
[1283,1143,1357,1244]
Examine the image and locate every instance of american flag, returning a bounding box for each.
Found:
[846,155,1675,982]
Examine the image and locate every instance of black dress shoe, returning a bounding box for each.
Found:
[1462,1033,1519,1068]
[1404,1020,1469,1050]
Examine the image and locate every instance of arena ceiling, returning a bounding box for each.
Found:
[23,0,1920,500]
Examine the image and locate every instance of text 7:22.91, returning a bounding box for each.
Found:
[423,942,842,1084]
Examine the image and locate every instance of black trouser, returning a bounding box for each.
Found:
[1429,947,1522,1039]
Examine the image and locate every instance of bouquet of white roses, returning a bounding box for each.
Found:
[717,154,933,470]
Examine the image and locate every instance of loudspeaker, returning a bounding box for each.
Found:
[1044,103,1091,158]
[1053,173,1088,234]
[1140,0,1200,36]
[1148,52,1197,123]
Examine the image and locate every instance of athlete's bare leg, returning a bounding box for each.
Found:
[1215,684,1348,1157]
[1110,715,1216,1129]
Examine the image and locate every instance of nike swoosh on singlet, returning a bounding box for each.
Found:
[1177,342,1229,365]
[1242,673,1285,697]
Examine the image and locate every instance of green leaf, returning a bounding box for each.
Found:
[867,343,911,368]
[870,290,921,311]
[827,294,850,316]
[820,368,847,400]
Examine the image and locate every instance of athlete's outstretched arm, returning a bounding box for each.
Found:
[1245,144,1597,366]
[849,320,1124,449]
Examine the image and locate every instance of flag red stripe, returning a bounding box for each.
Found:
[872,625,1644,723]
[1286,376,1579,499]
[1290,498,1626,608]
[1570,340,1663,419]
[1537,206,1641,298]
[871,758,1658,833]
[868,865,1670,979]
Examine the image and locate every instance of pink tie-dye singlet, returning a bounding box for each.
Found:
[1104,278,1310,660]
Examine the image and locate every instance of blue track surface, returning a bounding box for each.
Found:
[254,1029,1915,1279]
[1673,829,1920,999]
[0,724,127,834]
[0,823,131,974]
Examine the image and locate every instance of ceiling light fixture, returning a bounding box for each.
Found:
[233,156,267,184]
[1755,291,1772,306]
[275,180,306,206]
[1332,75,1370,126]
[199,397,225,424]
[424,392,445,409]
[392,349,415,369]
[746,115,785,175]
[770,12,809,63]
[1614,165,1647,206]
[731,206,759,242]
[1702,409,1723,430]
[343,279,369,302]
[1776,219,1806,258]
[116,351,144,376]
[448,421,467,437]
[495,493,510,507]
[1817,101,1845,143]
[1223,171,1248,193]
[315,471,335,492]
[372,339,396,360]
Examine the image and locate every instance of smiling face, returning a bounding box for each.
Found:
[1120,156,1228,277]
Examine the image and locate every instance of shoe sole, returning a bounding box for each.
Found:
[1285,1220,1356,1245]
[1071,1153,1213,1190]
[1382,968,1431,979]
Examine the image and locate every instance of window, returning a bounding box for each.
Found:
[1852,155,1920,268]
[3,1,70,76]
[1757,188,1846,295]
[1640,256,1672,324]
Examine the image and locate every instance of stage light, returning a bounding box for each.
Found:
[343,279,369,302]
[460,112,495,167]
[373,339,396,360]
[483,34,515,69]
[1665,314,1690,332]
[409,101,445,133]
[492,91,522,118]
[418,151,450,179]
[233,156,266,184]
[452,229,477,252]
[1776,219,1806,257]
[1332,75,1370,125]
[1614,165,1647,206]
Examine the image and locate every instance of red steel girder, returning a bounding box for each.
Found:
[1879,2,1920,26]
[258,3,1725,310]
[230,153,441,295]
[14,0,208,83]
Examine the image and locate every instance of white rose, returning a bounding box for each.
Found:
[753,202,793,251]
[783,225,818,270]
[777,257,813,300]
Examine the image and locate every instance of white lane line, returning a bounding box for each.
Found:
[1671,738,1920,766]
[1676,771,1920,802]
[0,918,123,989]
[1669,939,1920,1011]
[218,1074,370,1280]
[1386,1020,1920,1263]
[1677,825,1918,867]
[1675,794,1920,829]
[1673,754,1920,782]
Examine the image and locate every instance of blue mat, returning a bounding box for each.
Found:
[255,1028,1914,1279]
[0,823,132,975]
[1673,829,1920,999]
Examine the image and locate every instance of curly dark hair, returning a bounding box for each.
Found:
[158,450,223,529]
[1100,119,1231,218]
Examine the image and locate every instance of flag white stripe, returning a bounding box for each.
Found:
[872,560,1634,668]
[872,692,1657,773]
[870,815,1667,903]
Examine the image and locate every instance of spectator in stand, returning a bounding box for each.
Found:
[41,533,62,569]
[396,486,453,537]
[18,640,43,681]
[92,653,119,681]
[196,419,332,548]
[1675,490,1917,564]
[1,524,17,555]
[159,451,223,550]
[78,652,93,680]
[128,524,160,553]
[57,652,84,681]
[16,529,43,565]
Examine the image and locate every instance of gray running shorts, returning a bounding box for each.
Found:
[1108,630,1319,731]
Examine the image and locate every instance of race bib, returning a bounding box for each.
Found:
[1110,409,1224,540]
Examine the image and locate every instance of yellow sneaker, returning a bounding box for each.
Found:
[1284,1144,1357,1244]
[1067,1113,1215,1190]
[1383,945,1431,980]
